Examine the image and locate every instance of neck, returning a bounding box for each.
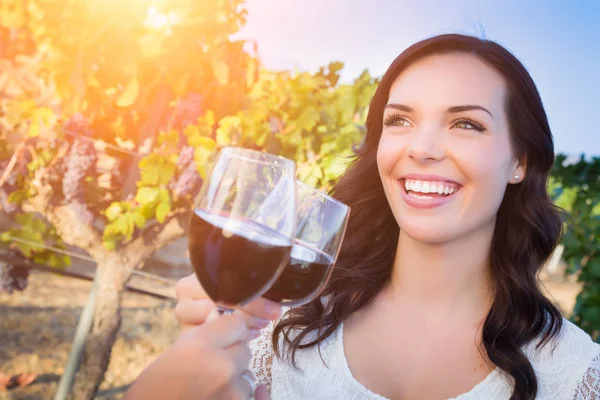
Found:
[387,223,495,319]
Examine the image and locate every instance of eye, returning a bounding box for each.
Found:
[383,113,412,128]
[451,118,486,132]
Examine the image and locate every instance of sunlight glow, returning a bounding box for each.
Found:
[143,6,179,33]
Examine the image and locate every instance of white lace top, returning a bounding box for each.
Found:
[249,317,600,399]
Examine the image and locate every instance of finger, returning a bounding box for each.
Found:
[175,273,207,300]
[198,314,250,347]
[237,297,282,321]
[233,309,272,331]
[229,371,255,400]
[214,384,250,400]
[222,341,252,373]
[205,310,266,335]
[200,343,251,398]
[254,385,271,400]
[174,299,215,332]
[206,308,221,322]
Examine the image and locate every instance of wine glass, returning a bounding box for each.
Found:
[187,147,297,315]
[262,180,350,307]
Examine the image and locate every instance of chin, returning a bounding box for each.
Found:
[398,219,461,244]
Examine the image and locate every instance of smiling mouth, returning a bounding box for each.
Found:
[399,178,462,200]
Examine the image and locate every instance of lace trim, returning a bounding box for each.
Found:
[249,320,275,390]
[574,352,600,399]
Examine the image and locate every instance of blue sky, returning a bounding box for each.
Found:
[235,0,600,156]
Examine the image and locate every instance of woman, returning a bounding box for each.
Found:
[175,33,599,399]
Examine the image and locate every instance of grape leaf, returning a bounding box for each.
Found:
[116,78,139,107]
[158,187,171,204]
[139,155,177,186]
[104,202,124,221]
[131,212,146,229]
[155,201,171,224]
[102,235,119,251]
[135,187,161,205]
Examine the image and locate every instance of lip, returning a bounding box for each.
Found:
[398,176,461,209]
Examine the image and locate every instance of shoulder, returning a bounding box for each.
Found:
[527,318,599,369]
[527,318,598,364]
[525,318,600,398]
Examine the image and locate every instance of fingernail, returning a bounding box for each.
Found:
[248,328,261,340]
[255,318,271,329]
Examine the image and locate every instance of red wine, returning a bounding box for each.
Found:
[263,241,334,306]
[188,209,292,308]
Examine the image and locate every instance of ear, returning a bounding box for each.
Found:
[511,153,527,184]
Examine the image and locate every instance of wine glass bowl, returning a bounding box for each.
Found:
[187,147,297,313]
[262,180,350,307]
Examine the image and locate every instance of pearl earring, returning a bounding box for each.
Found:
[514,175,520,180]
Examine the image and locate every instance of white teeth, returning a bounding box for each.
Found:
[403,179,459,196]
[409,192,434,200]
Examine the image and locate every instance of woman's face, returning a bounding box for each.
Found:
[377,53,526,244]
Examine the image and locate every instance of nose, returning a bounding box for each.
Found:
[406,128,445,163]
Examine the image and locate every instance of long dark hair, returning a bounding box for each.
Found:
[273,34,564,400]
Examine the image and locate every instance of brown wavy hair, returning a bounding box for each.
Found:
[273,33,564,400]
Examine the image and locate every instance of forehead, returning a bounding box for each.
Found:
[387,53,507,113]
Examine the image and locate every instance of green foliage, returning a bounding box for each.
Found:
[213,63,378,189]
[3,101,56,138]
[138,154,177,186]
[0,213,71,268]
[95,61,376,250]
[0,52,60,142]
[0,0,253,119]
[184,112,217,179]
[102,160,175,249]
[100,118,218,249]
[552,154,600,339]
[3,139,61,207]
[1,0,254,254]
[102,200,147,250]
[1,0,378,257]
[7,184,34,206]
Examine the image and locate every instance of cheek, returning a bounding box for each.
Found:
[474,145,512,180]
[452,139,513,205]
[377,134,406,176]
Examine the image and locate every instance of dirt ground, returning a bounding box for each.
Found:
[0,270,583,400]
[0,271,179,400]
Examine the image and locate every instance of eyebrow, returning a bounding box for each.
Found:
[385,103,493,118]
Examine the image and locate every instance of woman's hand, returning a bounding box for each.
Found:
[124,313,263,400]
[174,273,283,335]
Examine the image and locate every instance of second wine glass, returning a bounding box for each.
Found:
[262,181,350,307]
